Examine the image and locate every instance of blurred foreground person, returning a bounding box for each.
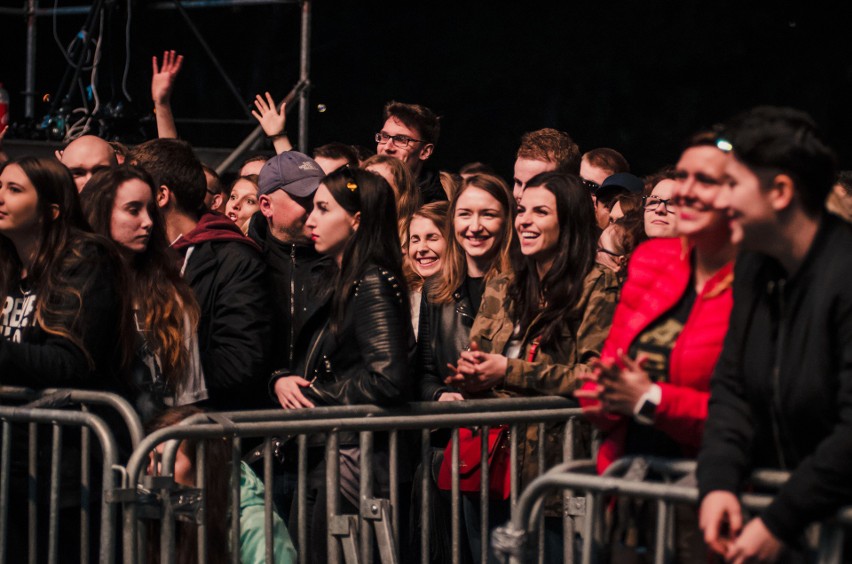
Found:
[699,107,852,563]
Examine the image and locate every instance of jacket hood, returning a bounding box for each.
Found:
[172,212,260,253]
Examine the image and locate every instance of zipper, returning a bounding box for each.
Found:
[288,244,296,365]
[304,321,328,383]
[769,279,788,470]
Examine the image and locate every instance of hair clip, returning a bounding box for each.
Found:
[346,181,358,192]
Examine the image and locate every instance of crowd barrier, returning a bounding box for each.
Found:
[119,397,588,564]
[493,456,852,564]
[0,387,143,564]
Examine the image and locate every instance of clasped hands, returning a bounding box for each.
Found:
[574,349,652,417]
[444,341,507,393]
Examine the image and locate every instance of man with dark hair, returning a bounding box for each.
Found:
[131,138,272,411]
[512,127,581,201]
[699,106,852,562]
[828,170,852,222]
[202,164,224,212]
[376,100,446,203]
[312,142,358,174]
[580,147,630,188]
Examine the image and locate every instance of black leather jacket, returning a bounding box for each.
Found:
[277,265,415,415]
[416,278,476,401]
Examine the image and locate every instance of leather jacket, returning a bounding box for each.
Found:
[274,265,415,417]
[416,278,476,401]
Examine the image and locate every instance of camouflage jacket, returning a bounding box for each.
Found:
[469,265,619,510]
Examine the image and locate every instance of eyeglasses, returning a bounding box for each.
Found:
[642,195,676,214]
[582,179,600,193]
[375,132,424,149]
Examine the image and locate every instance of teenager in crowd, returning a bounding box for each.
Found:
[146,406,296,564]
[225,174,260,234]
[643,168,679,238]
[401,201,449,336]
[449,171,619,561]
[80,165,207,422]
[270,168,415,559]
[577,131,736,561]
[0,156,130,561]
[417,174,515,403]
[699,107,852,562]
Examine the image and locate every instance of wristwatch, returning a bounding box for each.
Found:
[633,384,662,425]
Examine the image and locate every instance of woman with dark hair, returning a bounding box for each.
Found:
[0,156,130,562]
[447,171,619,561]
[576,132,736,561]
[80,165,206,422]
[146,406,296,564]
[270,167,415,558]
[418,173,515,403]
[0,156,130,388]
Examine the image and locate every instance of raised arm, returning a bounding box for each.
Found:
[151,50,184,139]
[251,92,293,154]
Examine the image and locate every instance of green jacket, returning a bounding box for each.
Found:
[239,462,297,564]
[469,266,619,508]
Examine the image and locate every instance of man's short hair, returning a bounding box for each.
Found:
[241,154,270,168]
[202,164,223,195]
[724,106,836,216]
[130,138,206,215]
[516,128,581,174]
[313,143,359,168]
[583,148,630,176]
[383,101,441,146]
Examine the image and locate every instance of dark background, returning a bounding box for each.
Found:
[2,0,851,178]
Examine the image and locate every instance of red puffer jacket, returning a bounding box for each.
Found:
[580,237,734,474]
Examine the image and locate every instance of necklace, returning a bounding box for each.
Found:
[19,279,32,297]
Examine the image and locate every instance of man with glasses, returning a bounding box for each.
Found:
[375,100,446,203]
[698,107,852,562]
[512,127,581,202]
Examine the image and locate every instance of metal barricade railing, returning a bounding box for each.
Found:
[119,397,590,564]
[494,456,852,564]
[0,404,121,564]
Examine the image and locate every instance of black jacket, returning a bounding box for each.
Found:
[247,211,334,372]
[179,224,273,411]
[697,215,852,544]
[417,165,448,205]
[416,279,475,401]
[274,265,415,420]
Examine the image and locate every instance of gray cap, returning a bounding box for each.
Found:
[257,151,325,198]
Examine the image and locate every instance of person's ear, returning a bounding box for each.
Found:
[351,211,361,232]
[259,194,273,218]
[212,193,224,212]
[48,203,60,221]
[769,174,795,212]
[418,143,434,162]
[157,185,170,209]
[54,149,63,161]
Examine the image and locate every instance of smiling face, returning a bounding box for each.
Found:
[376,117,432,173]
[0,163,42,242]
[225,179,259,232]
[644,179,678,238]
[673,146,729,239]
[515,186,559,265]
[716,157,777,250]
[453,186,505,276]
[110,178,154,253]
[408,215,446,278]
[305,184,359,263]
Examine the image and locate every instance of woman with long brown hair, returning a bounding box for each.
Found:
[80,165,206,421]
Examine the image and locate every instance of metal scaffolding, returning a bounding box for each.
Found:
[0,0,311,167]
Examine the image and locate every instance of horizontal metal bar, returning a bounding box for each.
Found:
[149,0,298,9]
[174,118,257,125]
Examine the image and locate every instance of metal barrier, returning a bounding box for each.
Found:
[120,397,589,564]
[0,404,121,564]
[493,456,852,564]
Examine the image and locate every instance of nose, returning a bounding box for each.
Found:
[305,210,317,230]
[140,209,154,231]
[655,202,668,216]
[469,214,482,232]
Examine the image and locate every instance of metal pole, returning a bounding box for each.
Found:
[297,0,311,152]
[25,0,37,119]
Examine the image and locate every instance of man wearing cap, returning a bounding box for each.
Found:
[593,172,644,230]
[247,151,334,373]
[131,138,273,411]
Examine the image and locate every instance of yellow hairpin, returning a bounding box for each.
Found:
[346,181,358,192]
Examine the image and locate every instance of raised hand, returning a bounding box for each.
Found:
[251,92,286,137]
[151,50,184,106]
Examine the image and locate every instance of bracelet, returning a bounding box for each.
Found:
[267,131,288,140]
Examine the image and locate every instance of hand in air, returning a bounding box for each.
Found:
[151,50,184,106]
[251,92,287,137]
